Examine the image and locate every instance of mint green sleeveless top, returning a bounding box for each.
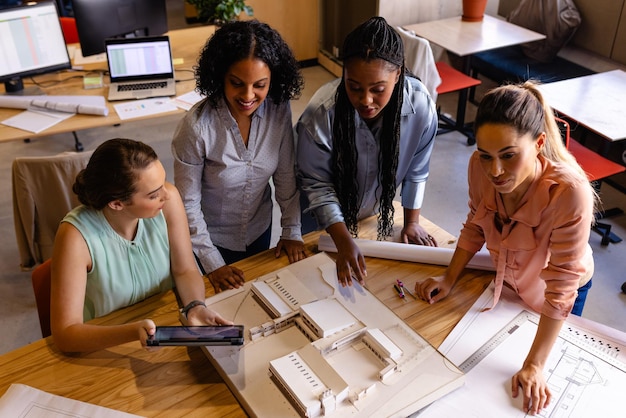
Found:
[62,206,173,321]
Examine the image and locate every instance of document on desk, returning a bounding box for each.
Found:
[416,285,626,418]
[113,97,178,120]
[1,108,74,133]
[170,90,204,111]
[0,383,143,417]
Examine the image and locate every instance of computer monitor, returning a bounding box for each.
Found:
[0,1,71,94]
[72,0,168,57]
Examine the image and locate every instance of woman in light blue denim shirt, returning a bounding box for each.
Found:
[296,17,439,287]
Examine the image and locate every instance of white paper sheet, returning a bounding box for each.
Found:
[416,285,626,418]
[1,108,74,133]
[113,97,178,120]
[170,90,204,110]
[0,384,143,417]
[317,234,495,271]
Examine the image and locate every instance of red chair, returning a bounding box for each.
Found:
[435,61,482,140]
[59,17,79,44]
[31,259,52,338]
[397,26,482,144]
[557,118,625,245]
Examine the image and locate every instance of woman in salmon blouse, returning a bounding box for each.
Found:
[415,82,597,416]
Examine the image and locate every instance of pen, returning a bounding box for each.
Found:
[393,284,406,299]
[396,280,416,299]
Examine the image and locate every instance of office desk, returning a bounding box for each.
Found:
[404,15,545,144]
[0,217,493,417]
[537,70,626,143]
[0,26,215,144]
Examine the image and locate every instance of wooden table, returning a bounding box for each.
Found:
[0,26,215,145]
[0,215,494,417]
[404,15,545,144]
[537,70,626,144]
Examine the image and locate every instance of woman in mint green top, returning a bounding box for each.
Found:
[51,138,231,353]
[62,207,172,321]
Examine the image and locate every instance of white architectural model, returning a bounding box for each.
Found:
[202,253,464,418]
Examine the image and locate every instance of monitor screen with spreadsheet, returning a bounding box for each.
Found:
[0,1,71,94]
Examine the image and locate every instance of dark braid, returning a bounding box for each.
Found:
[332,16,405,239]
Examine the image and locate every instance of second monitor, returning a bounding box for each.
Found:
[72,0,168,57]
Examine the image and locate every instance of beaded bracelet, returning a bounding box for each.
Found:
[181,299,206,319]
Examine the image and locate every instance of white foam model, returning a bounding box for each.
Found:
[202,253,465,418]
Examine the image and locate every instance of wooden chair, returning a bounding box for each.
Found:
[32,259,52,338]
[557,118,625,245]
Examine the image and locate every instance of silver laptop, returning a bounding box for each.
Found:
[105,36,176,101]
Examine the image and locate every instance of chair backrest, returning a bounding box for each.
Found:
[396,26,442,101]
[59,16,79,44]
[557,118,625,182]
[12,151,93,269]
[32,258,52,338]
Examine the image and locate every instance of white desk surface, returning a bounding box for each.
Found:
[537,70,626,142]
[403,14,545,57]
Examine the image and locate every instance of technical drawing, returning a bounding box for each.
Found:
[201,253,464,418]
[419,306,626,418]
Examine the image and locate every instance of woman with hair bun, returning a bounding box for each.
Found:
[51,138,231,353]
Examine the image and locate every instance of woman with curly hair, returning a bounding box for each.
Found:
[172,20,306,292]
[295,17,438,286]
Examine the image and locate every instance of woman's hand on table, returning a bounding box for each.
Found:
[512,363,552,415]
[275,238,307,263]
[415,275,452,304]
[207,265,245,292]
[402,222,438,247]
[335,237,367,287]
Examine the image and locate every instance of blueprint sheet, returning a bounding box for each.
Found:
[417,284,626,418]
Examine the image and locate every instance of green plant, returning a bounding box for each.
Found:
[186,0,253,23]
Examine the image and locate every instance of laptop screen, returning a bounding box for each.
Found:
[106,36,173,81]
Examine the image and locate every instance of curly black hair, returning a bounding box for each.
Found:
[195,20,303,107]
[333,17,405,240]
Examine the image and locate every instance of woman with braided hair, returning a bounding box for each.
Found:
[296,17,438,286]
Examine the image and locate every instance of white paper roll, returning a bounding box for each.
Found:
[318,234,495,271]
[0,95,108,116]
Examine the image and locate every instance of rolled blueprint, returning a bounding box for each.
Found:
[0,95,108,116]
[318,234,495,271]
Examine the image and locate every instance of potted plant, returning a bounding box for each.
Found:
[186,0,253,25]
[462,0,488,22]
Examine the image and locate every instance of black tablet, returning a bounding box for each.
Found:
[147,325,244,346]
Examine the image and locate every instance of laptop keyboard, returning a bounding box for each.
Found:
[117,81,167,92]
